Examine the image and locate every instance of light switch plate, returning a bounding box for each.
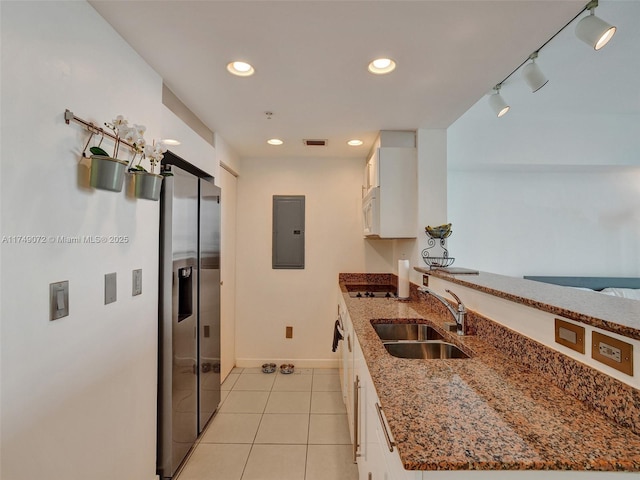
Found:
[105,272,117,305]
[554,318,585,354]
[132,269,142,296]
[49,280,69,321]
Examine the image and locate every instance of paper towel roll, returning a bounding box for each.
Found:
[398,259,410,299]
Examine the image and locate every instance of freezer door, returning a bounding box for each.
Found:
[199,178,221,432]
[158,167,199,479]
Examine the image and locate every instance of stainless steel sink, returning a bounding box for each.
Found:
[372,322,444,341]
[383,341,470,359]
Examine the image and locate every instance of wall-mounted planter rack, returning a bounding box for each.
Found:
[65,109,166,199]
[66,109,134,194]
[65,109,134,192]
[64,109,136,158]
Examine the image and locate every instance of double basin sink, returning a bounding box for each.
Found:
[372,321,469,359]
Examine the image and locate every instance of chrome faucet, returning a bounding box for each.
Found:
[418,287,467,335]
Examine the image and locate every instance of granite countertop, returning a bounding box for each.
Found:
[340,282,640,471]
[415,267,640,340]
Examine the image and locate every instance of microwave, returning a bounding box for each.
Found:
[362,187,380,237]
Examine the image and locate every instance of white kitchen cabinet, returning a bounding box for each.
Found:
[363,131,417,239]
[337,293,348,406]
[352,330,421,480]
[357,343,390,480]
[338,292,356,443]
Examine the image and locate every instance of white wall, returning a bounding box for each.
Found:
[0,2,215,479]
[397,129,448,285]
[215,133,241,175]
[161,105,217,179]
[219,167,238,380]
[448,166,640,277]
[447,108,640,278]
[235,156,394,367]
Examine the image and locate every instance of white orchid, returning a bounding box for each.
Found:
[90,114,171,176]
[143,140,167,173]
[112,115,128,128]
[132,124,146,138]
[96,115,134,158]
[120,126,136,143]
[118,124,147,155]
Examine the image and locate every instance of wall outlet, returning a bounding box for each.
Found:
[422,275,429,286]
[286,326,293,339]
[591,331,633,376]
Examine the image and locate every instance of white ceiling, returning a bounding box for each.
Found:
[89,0,635,160]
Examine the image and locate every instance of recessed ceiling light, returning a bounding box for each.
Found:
[347,139,363,146]
[161,139,181,146]
[267,138,283,146]
[368,58,396,75]
[227,61,255,77]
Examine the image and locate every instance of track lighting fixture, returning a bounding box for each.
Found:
[488,85,510,118]
[522,52,548,93]
[575,1,616,50]
[487,0,616,117]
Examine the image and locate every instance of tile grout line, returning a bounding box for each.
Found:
[239,368,268,480]
[303,369,318,479]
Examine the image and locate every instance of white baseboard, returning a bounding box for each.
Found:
[235,358,340,369]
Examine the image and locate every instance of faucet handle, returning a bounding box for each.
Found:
[445,289,465,310]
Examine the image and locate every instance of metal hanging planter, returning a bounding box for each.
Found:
[132,171,164,201]
[66,109,171,200]
[89,155,128,192]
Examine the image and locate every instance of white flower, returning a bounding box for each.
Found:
[104,115,170,172]
[112,115,128,128]
[144,143,155,158]
[120,126,136,143]
[153,142,167,155]
[133,124,146,138]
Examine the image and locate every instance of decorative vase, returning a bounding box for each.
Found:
[133,171,164,201]
[89,155,128,192]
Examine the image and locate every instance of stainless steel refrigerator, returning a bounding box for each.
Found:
[157,152,221,480]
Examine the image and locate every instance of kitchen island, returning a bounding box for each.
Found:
[338,273,640,477]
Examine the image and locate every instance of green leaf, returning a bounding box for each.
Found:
[89,146,110,157]
[129,165,147,172]
[160,172,174,177]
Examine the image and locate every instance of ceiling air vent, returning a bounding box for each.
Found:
[303,139,327,147]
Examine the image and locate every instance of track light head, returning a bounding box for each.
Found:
[488,86,510,118]
[575,5,616,50]
[522,55,549,93]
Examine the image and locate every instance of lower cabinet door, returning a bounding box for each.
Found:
[365,430,390,480]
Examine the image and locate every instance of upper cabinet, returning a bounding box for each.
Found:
[363,131,417,239]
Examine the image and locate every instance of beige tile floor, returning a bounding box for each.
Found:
[176,368,359,480]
